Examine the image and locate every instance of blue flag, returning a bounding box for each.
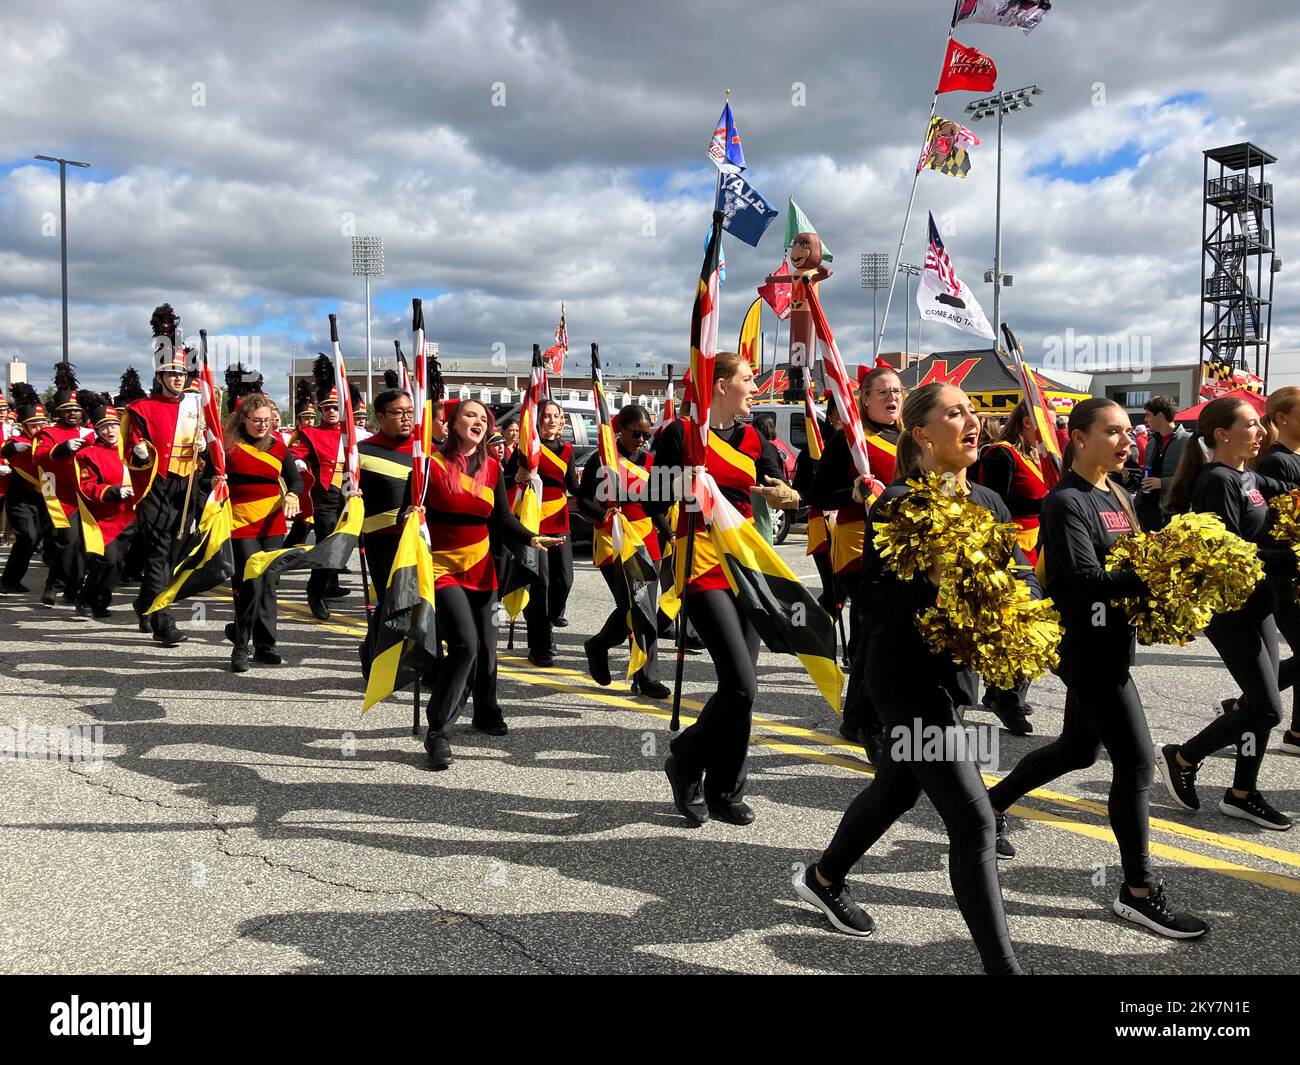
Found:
[706,224,727,285]
[715,172,779,247]
[707,102,746,174]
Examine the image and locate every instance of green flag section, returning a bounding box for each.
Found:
[784,198,833,261]
[146,482,235,614]
[704,472,843,710]
[362,509,439,713]
[499,481,541,620]
[241,495,365,583]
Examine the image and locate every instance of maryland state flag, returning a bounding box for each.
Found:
[147,339,235,613]
[694,471,843,710]
[592,343,659,677]
[1002,323,1062,487]
[499,345,546,619]
[918,116,980,179]
[363,508,439,712]
[242,494,364,585]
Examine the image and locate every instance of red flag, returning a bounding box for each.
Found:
[1002,325,1062,488]
[936,38,997,94]
[757,257,793,320]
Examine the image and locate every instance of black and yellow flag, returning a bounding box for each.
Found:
[363,508,439,712]
[146,480,235,613]
[242,495,364,584]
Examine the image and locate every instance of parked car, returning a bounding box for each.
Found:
[747,404,815,545]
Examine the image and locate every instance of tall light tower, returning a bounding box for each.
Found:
[898,262,921,362]
[351,235,384,404]
[34,155,91,365]
[860,252,890,358]
[966,85,1044,346]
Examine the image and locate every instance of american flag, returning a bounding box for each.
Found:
[925,213,961,297]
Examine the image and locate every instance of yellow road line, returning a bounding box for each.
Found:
[261,592,1300,886]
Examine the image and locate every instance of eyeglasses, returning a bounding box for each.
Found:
[870,388,904,398]
[382,408,415,419]
[246,417,273,428]
[628,430,652,441]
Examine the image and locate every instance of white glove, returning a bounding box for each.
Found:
[120,486,134,499]
[65,438,84,453]
[295,459,308,472]
[132,443,150,461]
[11,441,29,452]
[0,464,10,476]
[197,436,208,454]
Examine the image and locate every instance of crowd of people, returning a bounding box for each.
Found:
[3,338,1299,975]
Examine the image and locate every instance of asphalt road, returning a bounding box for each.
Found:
[1,533,1298,975]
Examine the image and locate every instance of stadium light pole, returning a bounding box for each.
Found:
[351,235,385,405]
[966,85,1044,347]
[898,262,921,361]
[860,252,890,359]
[34,155,91,365]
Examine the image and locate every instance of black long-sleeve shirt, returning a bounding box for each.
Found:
[860,477,1040,707]
[646,419,784,515]
[1039,471,1147,687]
[576,443,672,540]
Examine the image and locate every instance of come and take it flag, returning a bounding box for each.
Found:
[937,38,998,94]
[918,116,981,178]
[738,297,763,373]
[591,343,659,678]
[362,507,440,712]
[918,213,994,340]
[954,0,1051,35]
[707,101,746,174]
[716,172,779,247]
[146,339,234,613]
[784,199,833,262]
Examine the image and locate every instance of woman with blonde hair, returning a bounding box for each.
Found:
[223,392,302,673]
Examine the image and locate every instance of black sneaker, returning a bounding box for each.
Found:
[664,754,708,826]
[861,726,886,767]
[631,675,671,700]
[988,700,1032,736]
[40,588,56,606]
[73,604,93,619]
[425,732,453,770]
[995,813,1016,860]
[472,717,509,737]
[528,650,554,668]
[584,637,611,686]
[92,607,112,620]
[253,647,282,665]
[1218,790,1292,831]
[308,596,330,621]
[791,863,875,937]
[325,585,352,599]
[230,647,250,674]
[0,582,29,594]
[551,616,569,628]
[1281,731,1300,757]
[1155,743,1200,812]
[154,625,188,648]
[1112,882,1208,940]
[706,798,755,825]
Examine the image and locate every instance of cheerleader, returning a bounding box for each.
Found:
[973,400,1047,735]
[649,351,791,827]
[422,399,563,770]
[987,398,1207,938]
[577,404,671,699]
[1156,397,1296,830]
[792,383,1029,974]
[505,399,580,666]
[809,364,900,757]
[224,392,302,674]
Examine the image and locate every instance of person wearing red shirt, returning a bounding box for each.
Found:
[74,403,139,619]
[34,377,95,605]
[1,385,49,594]
[282,387,318,548]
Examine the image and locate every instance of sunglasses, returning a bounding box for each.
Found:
[628,429,652,441]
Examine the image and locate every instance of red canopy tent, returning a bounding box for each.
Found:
[1175,388,1267,423]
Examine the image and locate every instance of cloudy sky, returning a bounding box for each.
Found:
[2,0,1298,397]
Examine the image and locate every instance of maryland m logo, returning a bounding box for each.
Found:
[918,358,979,388]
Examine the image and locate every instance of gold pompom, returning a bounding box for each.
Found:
[1269,489,1300,602]
[1107,511,1262,645]
[873,471,1060,686]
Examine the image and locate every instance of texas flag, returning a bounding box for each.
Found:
[936,38,998,94]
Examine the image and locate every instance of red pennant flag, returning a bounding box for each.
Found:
[757,257,793,320]
[936,38,997,94]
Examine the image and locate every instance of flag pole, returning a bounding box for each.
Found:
[670,508,697,733]
[875,5,960,357]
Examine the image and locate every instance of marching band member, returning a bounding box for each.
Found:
[223,390,302,673]
[34,367,94,606]
[421,399,562,769]
[1,385,49,594]
[73,402,138,619]
[987,398,1207,938]
[649,351,791,827]
[577,404,671,699]
[793,383,1029,975]
[282,383,318,549]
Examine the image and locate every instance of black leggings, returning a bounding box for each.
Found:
[524,539,573,654]
[841,587,881,737]
[231,535,283,650]
[426,585,502,734]
[1180,590,1282,792]
[1232,578,1300,736]
[671,588,760,803]
[591,563,659,683]
[819,685,1021,975]
[77,537,124,611]
[989,675,1154,889]
[2,498,42,586]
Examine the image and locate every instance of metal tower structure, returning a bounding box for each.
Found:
[1201,143,1277,386]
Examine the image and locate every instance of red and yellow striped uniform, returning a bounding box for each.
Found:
[426,452,502,592]
[227,436,291,539]
[831,427,898,579]
[977,440,1047,564]
[593,452,662,569]
[675,421,764,595]
[537,438,574,535]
